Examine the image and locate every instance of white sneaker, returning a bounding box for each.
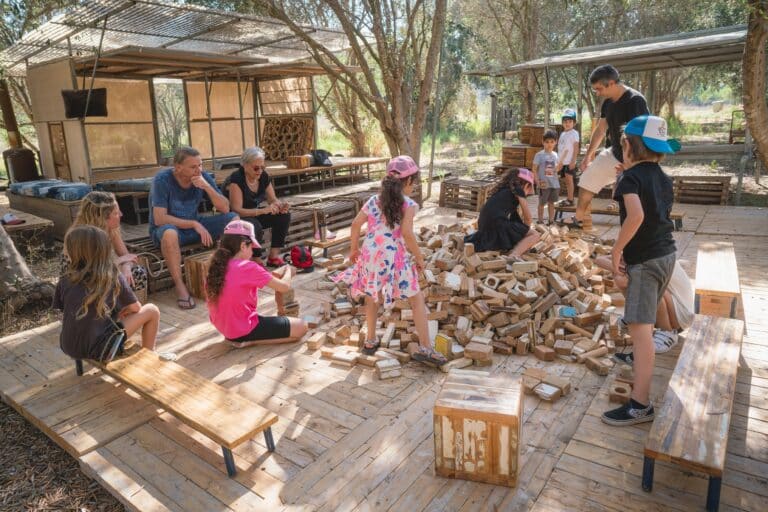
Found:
[653,330,679,353]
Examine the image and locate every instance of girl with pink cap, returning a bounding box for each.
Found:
[464,168,540,259]
[334,155,447,366]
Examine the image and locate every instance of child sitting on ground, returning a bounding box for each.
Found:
[54,225,160,361]
[207,220,307,348]
[602,115,680,427]
[334,156,446,366]
[557,109,580,206]
[464,168,540,260]
[532,129,561,224]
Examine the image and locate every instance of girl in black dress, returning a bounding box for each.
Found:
[465,168,540,259]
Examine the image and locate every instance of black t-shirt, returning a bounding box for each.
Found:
[223,167,271,209]
[600,87,649,161]
[478,186,525,228]
[53,274,136,360]
[613,162,676,264]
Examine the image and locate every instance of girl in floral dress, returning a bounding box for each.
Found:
[334,156,447,366]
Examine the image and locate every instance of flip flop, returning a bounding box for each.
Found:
[558,216,583,229]
[177,296,196,310]
[361,339,380,356]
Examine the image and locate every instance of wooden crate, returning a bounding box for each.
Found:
[287,155,312,169]
[439,176,496,212]
[339,189,379,209]
[183,250,214,300]
[520,124,546,146]
[673,176,730,205]
[285,207,316,246]
[525,146,541,169]
[434,370,523,487]
[501,144,528,167]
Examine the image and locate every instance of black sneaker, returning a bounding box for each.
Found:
[613,351,634,365]
[601,400,655,426]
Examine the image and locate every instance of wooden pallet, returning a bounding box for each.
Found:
[673,176,730,205]
[293,198,359,241]
[285,207,316,246]
[127,237,207,294]
[339,189,379,209]
[439,175,496,212]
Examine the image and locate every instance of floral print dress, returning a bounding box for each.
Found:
[334,195,420,306]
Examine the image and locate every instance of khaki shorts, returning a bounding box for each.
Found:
[578,148,620,194]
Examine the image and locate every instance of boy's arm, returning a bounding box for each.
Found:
[611,193,644,275]
[531,163,540,187]
[570,140,580,169]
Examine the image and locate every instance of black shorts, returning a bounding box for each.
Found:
[559,165,577,178]
[228,315,291,345]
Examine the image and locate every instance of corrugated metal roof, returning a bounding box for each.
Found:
[0,0,349,76]
[468,25,747,77]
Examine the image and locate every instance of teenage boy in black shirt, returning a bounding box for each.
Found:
[602,115,681,426]
[562,64,649,229]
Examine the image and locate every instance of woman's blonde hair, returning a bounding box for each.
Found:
[63,225,122,320]
[74,191,119,234]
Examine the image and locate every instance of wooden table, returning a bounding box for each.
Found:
[0,207,54,246]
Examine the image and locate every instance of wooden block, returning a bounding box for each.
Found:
[381,348,410,363]
[585,355,613,376]
[443,272,463,291]
[576,346,609,364]
[534,292,559,313]
[610,292,625,307]
[492,341,514,355]
[470,335,493,346]
[547,272,571,296]
[434,372,522,486]
[428,310,449,321]
[564,322,593,338]
[534,345,556,361]
[451,342,465,358]
[481,258,507,271]
[542,375,571,396]
[464,342,493,361]
[464,243,475,257]
[609,382,631,404]
[533,383,561,401]
[375,358,400,375]
[522,367,546,394]
[356,354,379,367]
[511,260,538,273]
[439,357,473,372]
[434,333,453,357]
[553,339,574,355]
[378,369,401,380]
[540,316,558,336]
[401,309,414,321]
[516,338,529,355]
[320,346,335,359]
[331,351,358,367]
[469,300,492,322]
[575,311,603,327]
[306,332,327,350]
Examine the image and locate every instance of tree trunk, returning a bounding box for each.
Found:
[743,1,768,170]
[0,227,55,312]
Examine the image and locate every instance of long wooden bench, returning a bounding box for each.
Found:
[75,348,278,477]
[694,241,742,319]
[554,202,684,231]
[642,314,744,511]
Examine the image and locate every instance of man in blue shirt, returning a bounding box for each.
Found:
[150,146,237,309]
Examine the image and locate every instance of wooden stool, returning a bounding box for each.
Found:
[434,369,522,487]
[184,250,214,300]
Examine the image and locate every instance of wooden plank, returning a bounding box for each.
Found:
[644,315,744,476]
[101,348,278,449]
[695,241,741,297]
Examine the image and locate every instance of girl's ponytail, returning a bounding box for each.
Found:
[380,175,405,228]
[206,234,248,302]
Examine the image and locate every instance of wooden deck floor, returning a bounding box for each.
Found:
[1,198,767,511]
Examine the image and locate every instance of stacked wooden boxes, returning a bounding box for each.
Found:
[287,154,312,169]
[285,208,316,246]
[439,174,497,212]
[434,370,523,486]
[673,176,730,205]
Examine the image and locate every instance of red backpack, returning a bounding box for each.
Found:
[287,246,314,273]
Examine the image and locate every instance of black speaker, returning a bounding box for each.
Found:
[61,88,108,118]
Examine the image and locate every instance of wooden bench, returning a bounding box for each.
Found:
[694,242,742,319]
[642,314,744,511]
[554,202,684,231]
[75,348,278,477]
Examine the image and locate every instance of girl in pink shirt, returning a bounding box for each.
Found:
[206,220,307,347]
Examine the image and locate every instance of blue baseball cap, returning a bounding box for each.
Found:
[624,115,681,154]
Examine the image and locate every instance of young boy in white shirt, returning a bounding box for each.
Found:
[557,108,580,206]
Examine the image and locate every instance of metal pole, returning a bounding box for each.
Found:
[426,20,447,201]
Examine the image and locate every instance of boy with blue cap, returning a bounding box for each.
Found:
[602,115,681,426]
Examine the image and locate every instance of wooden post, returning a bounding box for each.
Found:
[204,72,216,168]
[576,65,584,136]
[544,66,551,126]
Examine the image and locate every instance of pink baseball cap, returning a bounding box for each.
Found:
[223,219,261,248]
[517,167,534,185]
[387,155,419,178]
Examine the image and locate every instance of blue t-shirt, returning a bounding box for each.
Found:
[533,150,560,189]
[149,168,220,236]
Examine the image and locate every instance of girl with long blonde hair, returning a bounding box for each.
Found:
[71,191,147,293]
[54,225,159,360]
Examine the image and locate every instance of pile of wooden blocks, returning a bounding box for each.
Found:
[303,221,631,381]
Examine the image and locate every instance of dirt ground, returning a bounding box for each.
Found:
[0,153,766,511]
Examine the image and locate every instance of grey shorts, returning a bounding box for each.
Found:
[624,252,676,325]
[539,187,560,203]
